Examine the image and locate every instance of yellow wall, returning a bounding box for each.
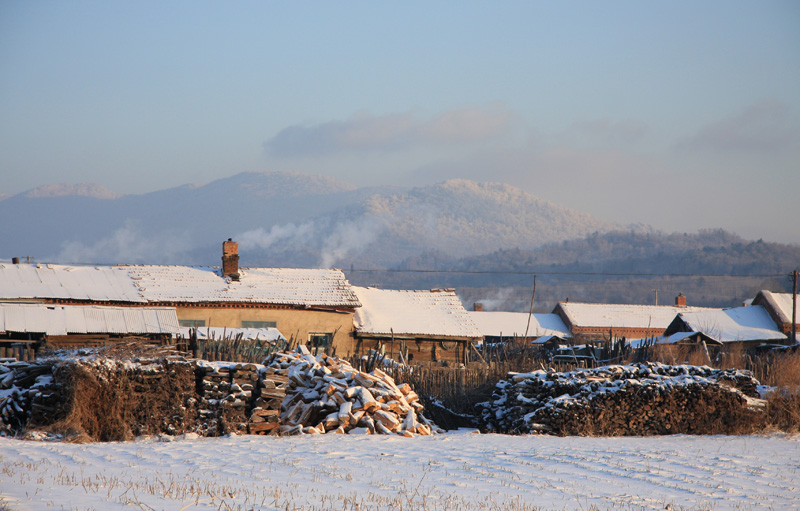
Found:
[175,306,356,355]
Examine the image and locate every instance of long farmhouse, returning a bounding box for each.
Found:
[0,241,361,355]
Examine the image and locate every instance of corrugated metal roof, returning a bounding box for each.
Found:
[353,287,481,339]
[0,303,180,336]
[0,263,361,308]
[0,264,146,303]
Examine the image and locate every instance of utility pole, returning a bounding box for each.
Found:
[792,270,797,345]
[524,275,537,338]
[651,288,659,306]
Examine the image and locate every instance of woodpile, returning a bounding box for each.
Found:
[0,346,438,440]
[1,351,198,440]
[0,361,58,436]
[478,363,764,436]
[264,347,438,436]
[195,361,286,436]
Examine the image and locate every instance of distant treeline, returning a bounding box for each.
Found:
[346,229,800,311]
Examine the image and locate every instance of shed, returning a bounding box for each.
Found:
[553,299,712,340]
[467,311,571,344]
[663,305,787,347]
[352,287,481,365]
[0,303,179,348]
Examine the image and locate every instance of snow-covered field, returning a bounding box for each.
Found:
[0,431,797,511]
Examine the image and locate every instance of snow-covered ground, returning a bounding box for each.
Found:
[1,432,797,511]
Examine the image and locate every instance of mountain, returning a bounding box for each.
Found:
[21,183,121,200]
[0,172,619,267]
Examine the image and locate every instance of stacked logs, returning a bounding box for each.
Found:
[478,363,764,436]
[264,348,437,436]
[1,354,198,440]
[0,361,59,436]
[195,362,285,436]
[251,366,287,434]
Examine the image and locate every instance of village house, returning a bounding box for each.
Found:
[351,286,482,365]
[751,290,799,341]
[661,305,787,349]
[552,294,711,341]
[0,240,361,355]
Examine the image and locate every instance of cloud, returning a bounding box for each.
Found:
[263,105,514,158]
[677,99,799,154]
[566,118,648,146]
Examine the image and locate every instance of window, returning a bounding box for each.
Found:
[307,333,332,355]
[241,320,277,329]
[179,319,205,328]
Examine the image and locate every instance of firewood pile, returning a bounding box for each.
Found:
[0,345,439,440]
[263,347,439,436]
[195,362,285,436]
[477,363,764,436]
[0,351,198,440]
[0,361,59,436]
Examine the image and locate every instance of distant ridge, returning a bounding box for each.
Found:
[21,183,121,200]
[2,171,619,267]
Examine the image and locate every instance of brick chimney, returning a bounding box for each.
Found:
[222,238,240,281]
[473,303,483,312]
[675,293,686,307]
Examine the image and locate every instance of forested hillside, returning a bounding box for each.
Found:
[347,229,800,311]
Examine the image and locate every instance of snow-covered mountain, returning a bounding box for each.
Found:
[0,171,619,267]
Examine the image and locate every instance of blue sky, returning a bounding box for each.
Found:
[1,1,799,242]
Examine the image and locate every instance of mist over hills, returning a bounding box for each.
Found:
[2,170,797,309]
[0,171,620,267]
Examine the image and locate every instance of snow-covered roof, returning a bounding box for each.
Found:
[467,311,571,338]
[755,291,798,325]
[179,326,285,342]
[123,266,360,307]
[673,305,786,344]
[352,287,481,339]
[0,303,180,336]
[0,264,146,303]
[555,302,711,330]
[0,263,360,308]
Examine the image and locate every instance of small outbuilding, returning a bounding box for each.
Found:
[0,302,180,349]
[352,287,482,365]
[663,305,787,348]
[467,310,571,344]
[552,295,711,340]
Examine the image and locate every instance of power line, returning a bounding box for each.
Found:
[347,268,788,278]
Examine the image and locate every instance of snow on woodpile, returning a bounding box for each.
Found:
[263,347,440,436]
[0,346,198,441]
[478,363,764,436]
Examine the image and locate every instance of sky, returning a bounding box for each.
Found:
[1,1,799,243]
